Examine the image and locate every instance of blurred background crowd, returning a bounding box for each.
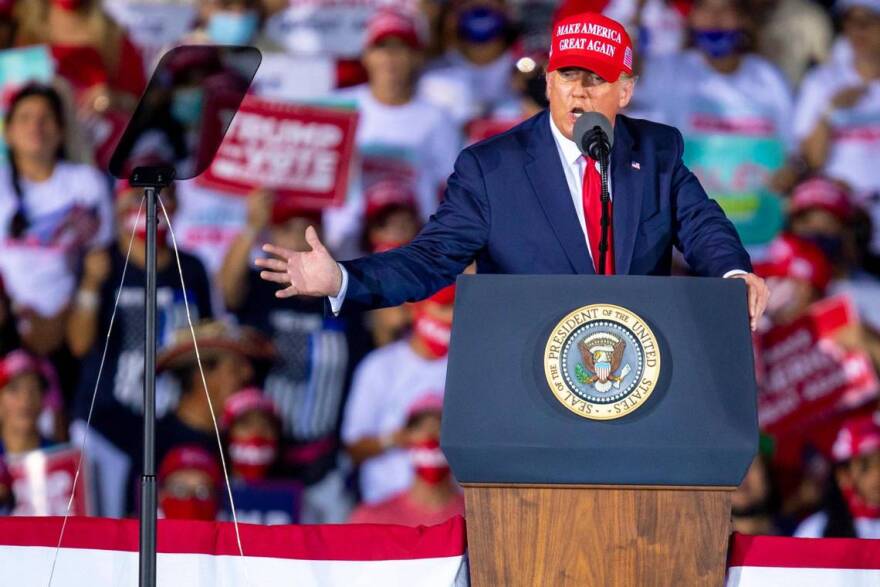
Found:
[0,0,878,538]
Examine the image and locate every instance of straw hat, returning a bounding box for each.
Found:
[156,320,276,373]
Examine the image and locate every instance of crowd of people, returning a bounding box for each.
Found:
[0,0,878,538]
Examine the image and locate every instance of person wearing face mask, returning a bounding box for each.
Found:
[349,394,464,526]
[795,413,880,538]
[220,192,369,522]
[341,286,454,505]
[66,174,216,517]
[753,233,831,327]
[181,0,281,51]
[788,177,880,333]
[630,0,797,240]
[222,387,280,483]
[425,0,518,117]
[360,184,422,348]
[158,445,221,521]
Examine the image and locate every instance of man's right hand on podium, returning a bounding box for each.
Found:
[256,226,343,298]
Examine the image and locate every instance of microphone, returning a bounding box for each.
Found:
[572,111,614,275]
[573,112,613,161]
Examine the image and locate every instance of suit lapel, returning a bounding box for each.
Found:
[611,117,643,275]
[525,112,593,275]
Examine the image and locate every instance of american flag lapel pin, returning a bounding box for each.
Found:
[631,161,641,170]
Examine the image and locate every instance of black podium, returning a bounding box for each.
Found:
[440,275,758,586]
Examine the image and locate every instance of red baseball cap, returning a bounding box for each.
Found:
[222,387,278,429]
[0,350,47,390]
[365,8,423,50]
[365,179,418,220]
[159,445,221,485]
[548,13,634,82]
[406,392,444,420]
[753,233,832,292]
[789,177,853,221]
[831,413,880,463]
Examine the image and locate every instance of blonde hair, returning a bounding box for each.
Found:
[15,0,125,74]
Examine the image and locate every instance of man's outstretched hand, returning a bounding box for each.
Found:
[255,226,343,298]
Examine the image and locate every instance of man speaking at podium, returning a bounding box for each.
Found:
[257,11,769,329]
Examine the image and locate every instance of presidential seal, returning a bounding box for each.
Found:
[543,304,661,420]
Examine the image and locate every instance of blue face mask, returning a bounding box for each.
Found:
[207,10,259,45]
[692,29,743,59]
[458,7,507,44]
[170,87,204,127]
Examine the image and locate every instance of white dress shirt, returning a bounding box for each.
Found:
[548,114,611,265]
[329,115,745,313]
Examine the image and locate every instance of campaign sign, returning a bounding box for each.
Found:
[6,444,90,516]
[757,295,880,439]
[684,134,786,247]
[198,96,358,211]
[218,480,303,526]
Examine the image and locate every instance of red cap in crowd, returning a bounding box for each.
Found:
[222,387,278,429]
[547,12,634,82]
[753,234,832,293]
[789,177,853,222]
[406,392,444,420]
[0,0,14,17]
[365,8,423,50]
[158,445,221,486]
[0,350,46,390]
[832,413,880,463]
[365,180,418,220]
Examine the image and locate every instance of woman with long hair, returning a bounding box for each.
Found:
[0,83,112,356]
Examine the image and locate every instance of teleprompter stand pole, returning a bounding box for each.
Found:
[132,167,174,587]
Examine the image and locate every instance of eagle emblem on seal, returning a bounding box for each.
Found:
[575,333,632,393]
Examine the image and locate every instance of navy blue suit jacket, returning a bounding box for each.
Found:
[340,111,751,312]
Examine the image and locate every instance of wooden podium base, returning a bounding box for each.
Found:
[463,484,733,587]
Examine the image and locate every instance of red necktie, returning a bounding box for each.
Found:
[582,156,614,275]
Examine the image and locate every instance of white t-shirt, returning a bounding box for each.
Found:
[341,340,448,504]
[425,50,517,119]
[633,50,794,148]
[0,161,112,316]
[794,510,880,539]
[794,59,880,249]
[321,85,461,256]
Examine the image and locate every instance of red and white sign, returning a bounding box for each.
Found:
[5,446,90,517]
[0,515,467,586]
[198,96,358,212]
[757,295,880,438]
[726,532,880,586]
